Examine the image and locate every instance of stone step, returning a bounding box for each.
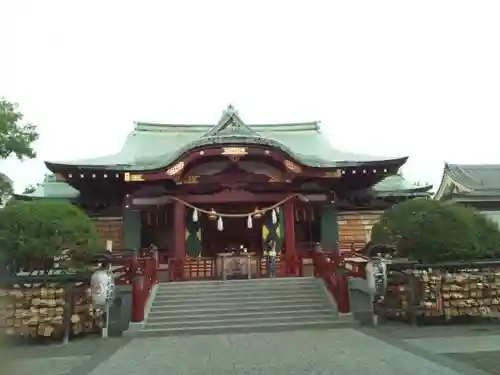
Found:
[148,302,333,316]
[150,297,327,310]
[152,291,325,303]
[147,309,336,324]
[138,319,355,337]
[145,313,338,329]
[155,285,323,296]
[159,277,314,285]
[133,277,353,337]
[157,278,318,290]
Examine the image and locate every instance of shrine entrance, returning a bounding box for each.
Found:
[199,204,265,258]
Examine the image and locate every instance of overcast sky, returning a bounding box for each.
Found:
[1,1,499,193]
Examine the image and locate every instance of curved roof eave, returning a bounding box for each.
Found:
[46,135,409,172]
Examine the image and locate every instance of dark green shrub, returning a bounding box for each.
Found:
[371,198,500,262]
[0,200,100,272]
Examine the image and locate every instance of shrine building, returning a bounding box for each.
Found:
[17,105,431,276]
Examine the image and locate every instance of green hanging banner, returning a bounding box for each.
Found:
[185,209,202,257]
[261,209,283,253]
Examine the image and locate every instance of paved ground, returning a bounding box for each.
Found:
[2,324,500,375]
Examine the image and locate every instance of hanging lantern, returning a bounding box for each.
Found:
[217,216,224,231]
[192,208,198,222]
[208,208,218,220]
[271,208,277,224]
[90,269,115,308]
[253,207,262,219]
[247,215,253,228]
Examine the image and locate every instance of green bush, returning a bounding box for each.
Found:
[371,198,500,262]
[0,200,100,272]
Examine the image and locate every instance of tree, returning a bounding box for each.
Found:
[0,98,39,205]
[371,198,500,263]
[0,200,101,274]
[0,172,13,205]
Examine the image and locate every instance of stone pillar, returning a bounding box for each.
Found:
[321,203,339,252]
[284,201,296,256]
[173,201,186,259]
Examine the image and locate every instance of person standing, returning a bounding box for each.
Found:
[267,239,277,278]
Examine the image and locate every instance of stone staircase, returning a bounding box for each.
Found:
[139,277,356,336]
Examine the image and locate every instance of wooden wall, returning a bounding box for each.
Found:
[91,217,123,250]
[338,211,382,251]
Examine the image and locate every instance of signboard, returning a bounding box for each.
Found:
[221,147,248,155]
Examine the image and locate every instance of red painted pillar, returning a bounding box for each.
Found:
[173,201,186,259]
[284,201,297,275]
[131,255,145,322]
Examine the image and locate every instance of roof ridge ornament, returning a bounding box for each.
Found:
[203,105,260,138]
[224,104,238,116]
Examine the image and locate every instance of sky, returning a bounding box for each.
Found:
[1,0,500,193]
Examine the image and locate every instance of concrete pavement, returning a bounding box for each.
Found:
[4,325,499,375]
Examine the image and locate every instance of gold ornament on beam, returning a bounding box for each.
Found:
[208,208,218,221]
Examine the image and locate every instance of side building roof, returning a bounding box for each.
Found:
[45,105,407,172]
[14,174,79,201]
[435,163,500,201]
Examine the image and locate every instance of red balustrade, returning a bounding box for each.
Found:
[310,250,369,314]
[168,257,215,281]
[131,251,158,322]
[280,252,303,277]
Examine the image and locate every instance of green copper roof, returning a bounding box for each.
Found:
[14,175,79,200]
[46,105,407,172]
[17,174,428,201]
[373,174,432,197]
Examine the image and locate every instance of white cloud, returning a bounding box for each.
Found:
[1,0,499,192]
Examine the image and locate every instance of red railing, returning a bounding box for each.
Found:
[167,254,304,281]
[280,252,303,277]
[310,250,369,314]
[168,257,215,281]
[92,248,159,323]
[130,250,158,322]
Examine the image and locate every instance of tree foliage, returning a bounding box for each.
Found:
[0,99,39,204]
[0,200,101,273]
[0,172,13,206]
[371,198,500,263]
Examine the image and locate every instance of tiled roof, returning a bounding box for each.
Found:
[446,163,500,192]
[14,175,79,200]
[45,105,407,171]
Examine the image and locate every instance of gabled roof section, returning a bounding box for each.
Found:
[435,163,500,201]
[203,105,260,137]
[45,105,408,172]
